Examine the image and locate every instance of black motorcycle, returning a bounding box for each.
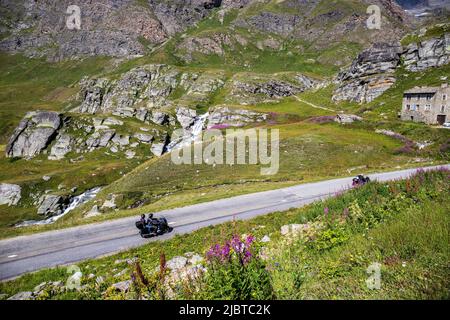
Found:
[352,175,371,187]
[135,217,173,238]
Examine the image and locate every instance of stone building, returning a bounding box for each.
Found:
[401,84,449,125]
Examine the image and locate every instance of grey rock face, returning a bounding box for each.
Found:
[111,134,130,147]
[177,36,225,62]
[134,133,154,144]
[151,143,167,157]
[37,195,67,216]
[151,111,169,125]
[151,0,221,36]
[6,111,61,158]
[49,134,72,160]
[236,12,302,37]
[334,35,450,103]
[102,117,124,126]
[79,78,110,114]
[333,42,402,103]
[78,65,178,117]
[0,0,173,60]
[176,107,197,129]
[333,75,397,104]
[403,34,449,71]
[221,0,252,9]
[207,106,267,128]
[234,80,304,98]
[337,42,403,82]
[0,184,21,206]
[85,130,116,150]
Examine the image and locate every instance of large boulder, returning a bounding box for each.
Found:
[6,111,61,158]
[37,195,67,216]
[151,111,169,125]
[85,129,116,151]
[0,183,21,206]
[134,133,154,144]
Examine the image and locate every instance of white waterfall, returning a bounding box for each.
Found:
[166,112,209,152]
[15,187,102,227]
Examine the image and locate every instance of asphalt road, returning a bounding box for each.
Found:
[0,164,448,281]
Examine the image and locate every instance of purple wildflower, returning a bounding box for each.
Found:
[243,250,252,264]
[231,235,243,252]
[245,235,255,245]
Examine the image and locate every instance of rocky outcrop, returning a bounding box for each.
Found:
[151,141,169,157]
[333,42,402,103]
[0,184,21,206]
[236,12,302,37]
[0,0,223,61]
[227,74,315,105]
[77,65,179,119]
[49,134,73,160]
[403,34,450,71]
[234,80,304,98]
[151,0,221,36]
[134,133,154,144]
[207,106,267,128]
[221,0,253,9]
[37,195,68,216]
[176,107,198,129]
[6,111,61,158]
[337,42,402,82]
[333,75,397,104]
[85,130,116,151]
[334,114,363,124]
[333,34,450,103]
[79,78,110,114]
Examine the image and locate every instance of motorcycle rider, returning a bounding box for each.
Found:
[147,214,160,234]
[140,214,146,226]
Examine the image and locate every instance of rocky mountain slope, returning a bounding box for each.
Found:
[0,0,410,66]
[333,31,449,103]
[0,0,230,61]
[0,1,448,235]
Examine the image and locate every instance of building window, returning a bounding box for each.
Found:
[426,95,432,101]
[406,104,411,110]
[425,105,431,111]
[443,94,447,101]
[441,106,445,113]
[406,95,411,101]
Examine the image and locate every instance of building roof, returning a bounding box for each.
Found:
[404,86,439,94]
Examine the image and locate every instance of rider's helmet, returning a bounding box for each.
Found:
[141,214,145,220]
